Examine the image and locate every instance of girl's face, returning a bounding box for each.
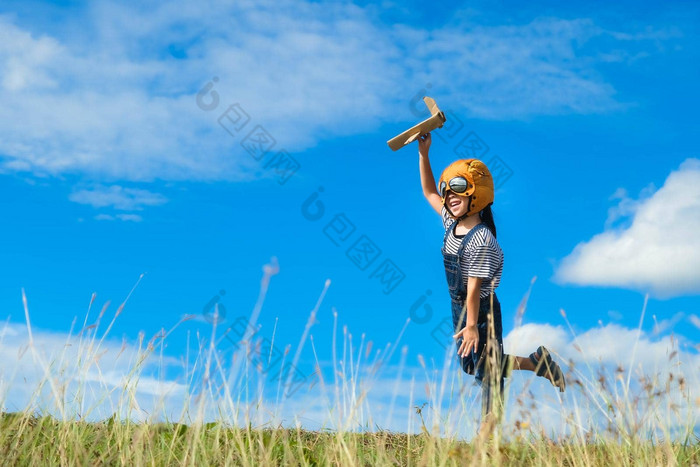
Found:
[445,191,469,218]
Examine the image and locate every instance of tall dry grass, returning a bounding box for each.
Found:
[0,263,697,465]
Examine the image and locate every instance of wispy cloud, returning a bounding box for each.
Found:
[0,2,678,183]
[94,213,143,222]
[688,314,700,331]
[555,158,700,298]
[69,184,167,211]
[652,312,685,336]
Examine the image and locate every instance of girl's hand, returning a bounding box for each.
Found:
[418,133,431,155]
[454,325,479,358]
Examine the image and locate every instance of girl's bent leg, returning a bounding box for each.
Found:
[508,348,567,391]
[512,355,536,371]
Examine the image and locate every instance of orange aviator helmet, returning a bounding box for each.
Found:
[438,159,494,220]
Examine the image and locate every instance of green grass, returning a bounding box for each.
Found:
[1,412,697,465]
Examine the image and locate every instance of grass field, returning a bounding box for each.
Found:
[1,278,698,466]
[0,412,698,465]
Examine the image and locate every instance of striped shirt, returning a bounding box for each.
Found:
[441,206,503,299]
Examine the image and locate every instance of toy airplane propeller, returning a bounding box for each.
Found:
[387,97,446,151]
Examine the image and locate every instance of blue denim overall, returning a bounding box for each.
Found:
[442,221,508,417]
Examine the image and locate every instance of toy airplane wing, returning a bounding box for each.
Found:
[387,96,446,151]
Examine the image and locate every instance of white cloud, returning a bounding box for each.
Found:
[0,18,62,91]
[652,312,685,336]
[503,322,699,438]
[605,184,656,230]
[0,319,187,421]
[607,310,623,321]
[0,2,675,183]
[689,314,700,330]
[93,213,143,222]
[555,158,700,298]
[70,184,167,210]
[116,213,143,222]
[411,17,622,119]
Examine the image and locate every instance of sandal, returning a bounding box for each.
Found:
[529,346,566,392]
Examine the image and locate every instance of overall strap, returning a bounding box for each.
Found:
[442,220,458,246]
[456,223,488,261]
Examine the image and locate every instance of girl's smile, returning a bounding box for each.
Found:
[446,192,468,217]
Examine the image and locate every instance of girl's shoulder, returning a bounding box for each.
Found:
[470,223,501,250]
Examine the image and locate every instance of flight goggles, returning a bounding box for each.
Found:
[439,176,472,198]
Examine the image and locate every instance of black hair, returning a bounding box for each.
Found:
[479,204,497,239]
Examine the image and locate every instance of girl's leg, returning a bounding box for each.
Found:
[508,350,566,391]
[478,294,507,436]
[478,346,505,440]
[511,355,536,371]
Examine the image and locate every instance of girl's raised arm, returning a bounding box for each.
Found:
[418,133,443,215]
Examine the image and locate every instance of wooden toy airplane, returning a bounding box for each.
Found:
[387,96,446,151]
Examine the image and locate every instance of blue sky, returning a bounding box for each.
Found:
[0,0,698,434]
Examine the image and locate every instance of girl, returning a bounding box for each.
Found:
[417,133,565,433]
